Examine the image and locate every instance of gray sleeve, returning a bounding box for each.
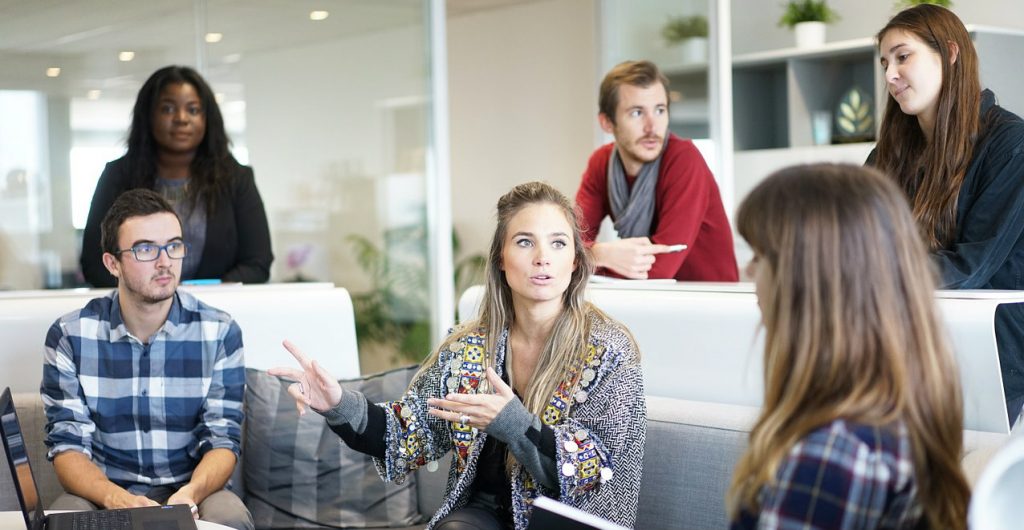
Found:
[319,389,370,433]
[486,398,559,490]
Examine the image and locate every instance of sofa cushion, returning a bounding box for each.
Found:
[636,397,756,530]
[244,365,421,528]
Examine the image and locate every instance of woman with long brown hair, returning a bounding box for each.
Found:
[729,164,970,529]
[868,4,1024,423]
[271,181,646,530]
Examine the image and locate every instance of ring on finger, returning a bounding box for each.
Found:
[459,414,471,425]
[298,382,305,395]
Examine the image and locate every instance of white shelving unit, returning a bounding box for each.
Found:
[727,26,1024,270]
[663,61,711,140]
[730,25,1024,191]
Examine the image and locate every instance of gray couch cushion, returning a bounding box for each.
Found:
[636,397,756,530]
[244,366,421,528]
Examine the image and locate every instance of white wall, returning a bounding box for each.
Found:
[447,0,598,259]
[732,0,1024,55]
[242,24,430,286]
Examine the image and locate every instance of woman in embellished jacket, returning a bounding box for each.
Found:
[271,181,646,530]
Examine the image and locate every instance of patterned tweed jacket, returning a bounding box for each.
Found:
[372,313,647,529]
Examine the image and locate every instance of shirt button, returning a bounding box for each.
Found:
[141,390,148,396]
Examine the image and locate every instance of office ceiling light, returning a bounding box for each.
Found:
[46,67,61,77]
[118,51,135,62]
[215,92,226,104]
[205,32,223,43]
[223,53,242,64]
[309,10,329,21]
[87,90,101,100]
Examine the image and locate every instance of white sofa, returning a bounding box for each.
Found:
[459,282,1022,435]
[0,283,362,394]
[0,282,1017,528]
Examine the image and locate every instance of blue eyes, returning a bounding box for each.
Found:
[515,239,567,249]
[629,108,666,118]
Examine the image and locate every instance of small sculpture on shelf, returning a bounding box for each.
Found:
[834,87,875,143]
[778,0,840,49]
[661,14,709,65]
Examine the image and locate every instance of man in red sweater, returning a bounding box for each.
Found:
[576,60,738,281]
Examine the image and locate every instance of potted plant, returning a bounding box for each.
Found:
[661,14,709,64]
[778,0,839,49]
[896,0,952,7]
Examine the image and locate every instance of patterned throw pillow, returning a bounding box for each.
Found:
[243,365,422,528]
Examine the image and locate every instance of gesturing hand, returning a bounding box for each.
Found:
[267,340,343,415]
[427,367,516,430]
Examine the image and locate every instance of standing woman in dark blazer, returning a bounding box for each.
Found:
[81,65,273,286]
[868,4,1024,423]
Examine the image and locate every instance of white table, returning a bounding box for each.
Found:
[0,510,232,529]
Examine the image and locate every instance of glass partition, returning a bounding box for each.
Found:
[0,1,446,369]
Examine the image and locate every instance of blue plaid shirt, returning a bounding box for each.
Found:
[41,289,244,492]
[732,419,922,530]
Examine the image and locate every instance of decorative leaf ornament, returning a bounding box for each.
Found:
[834,86,874,142]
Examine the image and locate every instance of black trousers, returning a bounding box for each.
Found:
[435,495,512,530]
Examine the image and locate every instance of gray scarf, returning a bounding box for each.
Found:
[607,142,665,238]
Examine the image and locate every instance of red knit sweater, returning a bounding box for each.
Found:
[576,134,739,281]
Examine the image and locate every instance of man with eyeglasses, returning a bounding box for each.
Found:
[40,189,253,530]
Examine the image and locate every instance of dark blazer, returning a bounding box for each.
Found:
[868,89,1024,421]
[80,156,273,287]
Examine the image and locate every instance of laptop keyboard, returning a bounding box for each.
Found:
[70,510,133,530]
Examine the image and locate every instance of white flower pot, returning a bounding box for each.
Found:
[677,37,708,64]
[794,21,826,49]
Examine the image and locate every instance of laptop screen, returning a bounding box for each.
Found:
[0,387,46,529]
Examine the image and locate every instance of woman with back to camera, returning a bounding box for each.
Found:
[868,4,1024,422]
[270,182,646,530]
[729,164,970,529]
[81,65,273,287]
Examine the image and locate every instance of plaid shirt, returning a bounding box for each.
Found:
[41,289,244,492]
[733,419,922,530]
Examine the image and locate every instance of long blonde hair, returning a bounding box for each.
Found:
[729,164,969,528]
[415,181,605,420]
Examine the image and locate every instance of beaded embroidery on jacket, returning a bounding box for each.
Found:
[371,313,646,529]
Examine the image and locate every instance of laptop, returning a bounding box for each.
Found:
[526,496,630,530]
[0,387,197,530]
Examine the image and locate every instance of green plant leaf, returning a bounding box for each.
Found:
[896,0,952,8]
[662,14,709,44]
[778,0,840,27]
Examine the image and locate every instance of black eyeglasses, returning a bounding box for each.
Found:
[115,241,189,262]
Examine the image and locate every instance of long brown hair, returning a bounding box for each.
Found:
[872,4,980,249]
[729,164,969,529]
